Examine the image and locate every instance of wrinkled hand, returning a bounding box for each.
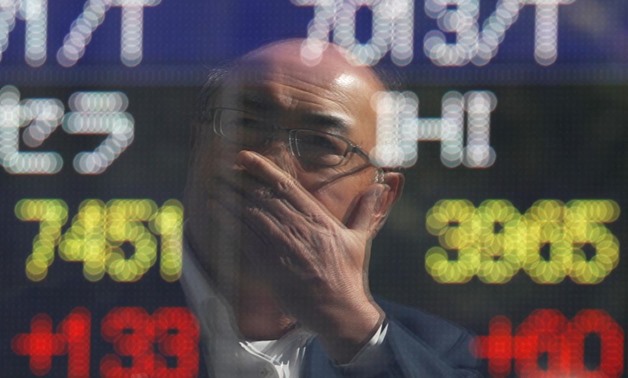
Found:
[220,150,389,362]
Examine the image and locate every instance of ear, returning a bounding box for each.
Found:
[369,171,404,237]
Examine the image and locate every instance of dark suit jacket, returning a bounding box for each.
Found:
[300,299,480,378]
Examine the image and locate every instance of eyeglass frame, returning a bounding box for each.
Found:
[209,107,377,171]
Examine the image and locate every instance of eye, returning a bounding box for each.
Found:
[217,110,272,146]
[293,130,347,166]
[300,134,338,152]
[224,113,265,129]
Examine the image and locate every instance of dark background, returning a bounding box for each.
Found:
[1,1,626,376]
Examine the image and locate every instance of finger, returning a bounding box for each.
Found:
[239,201,313,273]
[214,168,326,243]
[235,150,335,221]
[213,176,303,248]
[216,172,305,225]
[209,183,268,242]
[345,184,387,233]
[211,184,295,270]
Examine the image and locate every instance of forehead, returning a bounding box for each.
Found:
[222,59,370,105]
[216,55,382,145]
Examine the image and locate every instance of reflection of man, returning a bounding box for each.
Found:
[183,39,480,377]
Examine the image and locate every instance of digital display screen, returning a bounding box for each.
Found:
[1,1,626,376]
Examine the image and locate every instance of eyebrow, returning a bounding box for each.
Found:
[239,91,351,132]
[300,113,350,133]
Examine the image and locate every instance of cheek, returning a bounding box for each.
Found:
[313,177,371,224]
[195,140,240,182]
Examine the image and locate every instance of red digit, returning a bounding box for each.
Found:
[567,309,624,377]
[153,307,200,378]
[515,309,569,377]
[59,307,91,377]
[100,307,156,377]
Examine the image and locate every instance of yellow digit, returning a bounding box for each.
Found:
[58,199,108,281]
[565,200,620,284]
[15,199,68,281]
[105,199,158,282]
[476,200,525,284]
[522,200,571,284]
[150,200,184,282]
[425,200,479,283]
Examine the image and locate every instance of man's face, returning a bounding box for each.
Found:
[185,43,386,288]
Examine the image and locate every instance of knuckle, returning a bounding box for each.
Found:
[276,176,296,194]
[285,223,303,239]
[245,204,263,218]
[254,186,273,199]
[305,212,324,225]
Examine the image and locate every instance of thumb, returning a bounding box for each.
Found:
[346,184,388,233]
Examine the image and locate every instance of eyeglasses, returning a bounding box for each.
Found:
[211,108,373,170]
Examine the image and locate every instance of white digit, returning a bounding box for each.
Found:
[292,0,414,66]
[424,0,480,66]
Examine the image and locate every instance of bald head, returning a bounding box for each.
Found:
[239,39,384,87]
[196,39,386,131]
[206,40,385,153]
